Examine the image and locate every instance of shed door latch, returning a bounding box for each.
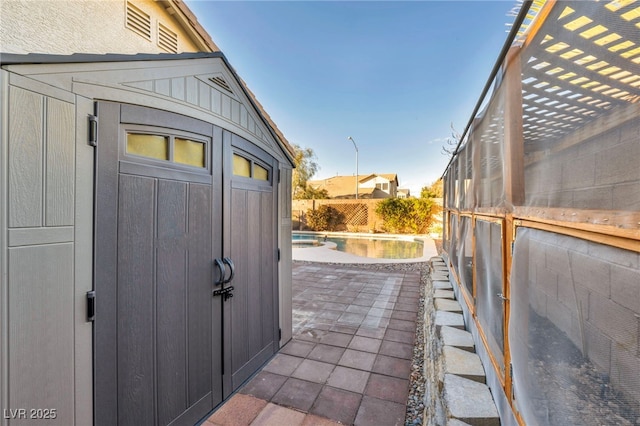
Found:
[87,290,96,322]
[213,286,234,301]
[88,115,98,147]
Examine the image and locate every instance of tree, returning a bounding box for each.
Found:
[420,179,443,238]
[375,198,434,234]
[291,143,326,199]
[299,185,330,200]
[441,122,461,158]
[420,179,443,199]
[307,205,344,231]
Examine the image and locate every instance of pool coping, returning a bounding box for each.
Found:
[291,232,438,264]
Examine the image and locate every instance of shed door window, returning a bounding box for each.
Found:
[127,134,168,160]
[126,132,207,169]
[233,154,251,177]
[253,164,269,181]
[175,138,206,167]
[233,153,270,182]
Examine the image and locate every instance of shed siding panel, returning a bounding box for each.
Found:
[156,78,171,97]
[8,227,73,246]
[240,105,248,128]
[247,191,262,356]
[281,168,292,219]
[261,191,275,346]
[9,86,43,227]
[171,77,185,101]
[278,166,293,344]
[46,98,75,226]
[73,95,95,426]
[231,189,249,367]
[156,180,188,425]
[279,220,293,344]
[221,94,231,119]
[198,80,210,110]
[186,76,198,105]
[211,88,221,115]
[231,99,240,124]
[117,174,156,425]
[186,183,213,404]
[8,243,74,425]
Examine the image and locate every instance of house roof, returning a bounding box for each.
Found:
[322,187,392,200]
[308,175,359,196]
[308,173,398,198]
[163,0,220,52]
[360,173,398,184]
[0,51,295,165]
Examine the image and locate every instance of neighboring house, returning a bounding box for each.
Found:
[397,188,411,199]
[308,173,399,199]
[359,173,398,198]
[0,2,295,426]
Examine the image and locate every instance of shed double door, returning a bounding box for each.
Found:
[94,102,279,426]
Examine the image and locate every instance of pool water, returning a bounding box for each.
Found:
[293,233,424,259]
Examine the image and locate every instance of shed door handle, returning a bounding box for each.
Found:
[222,257,235,284]
[214,258,226,286]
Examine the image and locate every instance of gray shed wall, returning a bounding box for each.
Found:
[1,70,95,426]
[0,57,293,425]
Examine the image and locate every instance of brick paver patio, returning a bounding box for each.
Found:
[205,262,422,426]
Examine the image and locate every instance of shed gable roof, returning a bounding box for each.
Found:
[1,51,295,165]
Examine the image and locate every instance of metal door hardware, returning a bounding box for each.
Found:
[213,257,235,301]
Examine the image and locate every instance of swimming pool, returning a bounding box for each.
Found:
[293,232,424,260]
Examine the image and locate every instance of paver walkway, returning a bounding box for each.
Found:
[205,262,422,426]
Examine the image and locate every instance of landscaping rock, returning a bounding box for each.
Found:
[438,326,475,353]
[435,311,465,330]
[442,347,486,384]
[443,374,499,426]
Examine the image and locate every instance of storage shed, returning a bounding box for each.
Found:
[0,52,295,425]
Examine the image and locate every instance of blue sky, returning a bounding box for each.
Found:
[186,0,517,194]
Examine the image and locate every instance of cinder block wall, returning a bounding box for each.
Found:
[525,117,640,210]
[526,229,640,406]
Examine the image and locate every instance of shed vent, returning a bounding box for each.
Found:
[158,22,178,53]
[209,76,233,93]
[126,2,151,40]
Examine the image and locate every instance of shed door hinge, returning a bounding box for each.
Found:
[277,248,281,262]
[88,114,98,147]
[279,328,282,340]
[87,290,96,322]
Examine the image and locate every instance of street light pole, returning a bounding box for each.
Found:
[347,136,359,200]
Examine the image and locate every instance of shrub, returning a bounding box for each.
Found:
[306,205,345,231]
[375,198,434,234]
